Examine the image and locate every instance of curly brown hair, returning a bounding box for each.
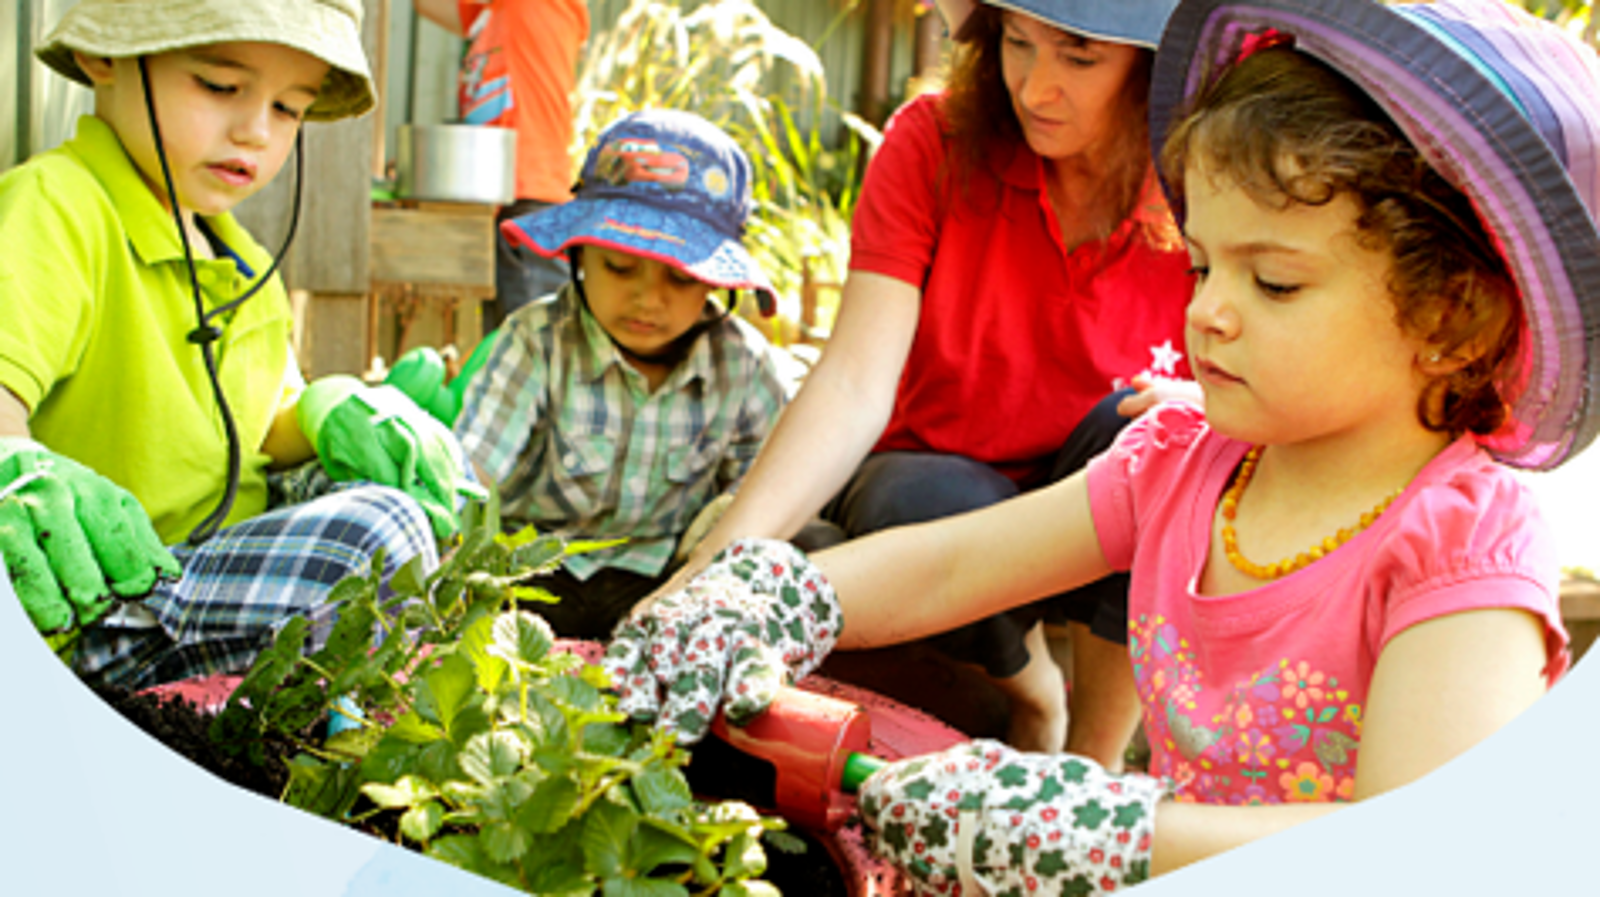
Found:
[1160,46,1521,438]
[939,5,1170,247]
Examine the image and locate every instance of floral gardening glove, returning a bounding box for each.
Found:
[858,739,1169,896]
[297,375,485,540]
[0,437,180,633]
[603,538,842,744]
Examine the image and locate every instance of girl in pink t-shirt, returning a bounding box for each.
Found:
[604,0,1600,892]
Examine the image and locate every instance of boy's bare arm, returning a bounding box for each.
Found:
[0,387,32,439]
[413,0,465,36]
[261,400,316,470]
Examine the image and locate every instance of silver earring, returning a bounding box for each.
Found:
[1428,353,1442,363]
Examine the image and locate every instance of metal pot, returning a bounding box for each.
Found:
[395,123,517,205]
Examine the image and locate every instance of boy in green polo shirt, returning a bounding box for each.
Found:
[0,0,479,689]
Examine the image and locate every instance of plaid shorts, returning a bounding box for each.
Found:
[74,466,439,690]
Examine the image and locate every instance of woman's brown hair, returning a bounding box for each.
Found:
[939,5,1167,246]
[1161,46,1521,437]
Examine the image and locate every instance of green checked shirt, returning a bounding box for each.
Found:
[455,284,788,579]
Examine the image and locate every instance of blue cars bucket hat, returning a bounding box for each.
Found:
[502,108,776,316]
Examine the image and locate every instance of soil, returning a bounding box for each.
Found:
[91,684,847,897]
[90,684,291,799]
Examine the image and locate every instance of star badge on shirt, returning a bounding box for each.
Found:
[1149,340,1183,377]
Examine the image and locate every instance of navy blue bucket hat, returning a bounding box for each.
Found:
[502,108,776,315]
[937,0,1181,48]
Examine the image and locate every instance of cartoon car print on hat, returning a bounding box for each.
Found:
[595,138,690,189]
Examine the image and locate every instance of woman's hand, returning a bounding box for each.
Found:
[603,538,842,743]
[1115,373,1204,419]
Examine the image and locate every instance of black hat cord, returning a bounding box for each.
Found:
[138,57,304,545]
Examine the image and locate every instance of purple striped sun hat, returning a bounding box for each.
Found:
[1150,0,1600,470]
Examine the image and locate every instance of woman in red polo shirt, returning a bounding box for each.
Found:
[667,0,1195,758]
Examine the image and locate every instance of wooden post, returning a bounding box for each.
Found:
[861,0,895,126]
[371,0,391,180]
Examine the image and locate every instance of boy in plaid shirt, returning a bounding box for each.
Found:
[454,109,788,637]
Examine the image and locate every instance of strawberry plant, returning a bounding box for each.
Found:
[210,496,798,895]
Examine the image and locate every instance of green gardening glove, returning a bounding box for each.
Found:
[297,376,485,540]
[384,346,459,425]
[0,437,181,633]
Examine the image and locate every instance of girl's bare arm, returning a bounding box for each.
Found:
[0,387,31,439]
[814,470,1115,650]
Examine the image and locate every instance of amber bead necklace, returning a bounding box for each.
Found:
[1220,446,1404,580]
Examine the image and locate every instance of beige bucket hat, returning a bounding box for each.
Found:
[35,0,374,121]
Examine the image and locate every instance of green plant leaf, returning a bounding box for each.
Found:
[421,653,477,727]
[416,740,464,784]
[692,802,767,850]
[400,801,445,844]
[432,574,466,616]
[508,533,565,572]
[582,798,640,880]
[690,853,721,886]
[263,680,327,735]
[461,730,528,784]
[386,712,447,745]
[362,733,421,784]
[602,878,690,897]
[427,833,484,872]
[491,610,554,666]
[718,881,782,897]
[459,613,510,695]
[762,829,806,855]
[361,774,438,809]
[459,492,500,541]
[720,830,767,881]
[547,672,604,712]
[517,773,581,833]
[631,767,693,817]
[228,615,309,710]
[283,755,363,820]
[397,603,434,632]
[327,654,378,697]
[389,554,430,597]
[313,589,378,666]
[627,822,700,876]
[563,537,628,556]
[481,820,531,864]
[509,584,560,605]
[519,820,593,893]
[582,722,634,758]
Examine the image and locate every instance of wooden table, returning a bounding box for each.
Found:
[368,199,499,377]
